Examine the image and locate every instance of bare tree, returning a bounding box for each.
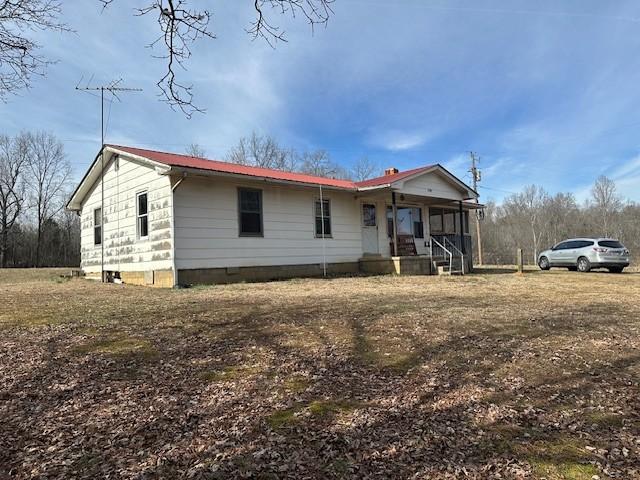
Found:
[26,132,70,267]
[227,132,297,171]
[2,2,333,113]
[351,156,379,181]
[57,197,81,266]
[0,0,68,99]
[186,143,206,158]
[0,133,29,267]
[99,0,334,116]
[542,192,579,246]
[500,185,548,263]
[299,149,350,179]
[590,175,622,237]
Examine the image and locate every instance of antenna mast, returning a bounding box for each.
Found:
[76,79,142,282]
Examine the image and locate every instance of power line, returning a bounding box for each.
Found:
[478,185,519,195]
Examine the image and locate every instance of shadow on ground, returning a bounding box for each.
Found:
[1,271,639,479]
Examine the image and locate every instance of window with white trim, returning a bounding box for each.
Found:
[238,188,263,236]
[315,199,331,237]
[94,207,102,245]
[137,192,149,239]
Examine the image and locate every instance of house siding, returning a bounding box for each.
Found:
[173,176,363,270]
[400,173,466,200]
[79,156,174,277]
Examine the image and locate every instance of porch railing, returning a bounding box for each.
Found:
[429,236,454,275]
[444,237,465,275]
[432,235,472,269]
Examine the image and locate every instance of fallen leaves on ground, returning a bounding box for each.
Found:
[1,268,639,479]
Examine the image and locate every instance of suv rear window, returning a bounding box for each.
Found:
[598,240,624,249]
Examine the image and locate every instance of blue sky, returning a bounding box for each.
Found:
[2,0,640,203]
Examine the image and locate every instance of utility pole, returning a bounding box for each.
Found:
[469,151,483,265]
[76,79,142,282]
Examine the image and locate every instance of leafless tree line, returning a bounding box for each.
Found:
[0,131,76,268]
[188,132,380,181]
[477,176,640,265]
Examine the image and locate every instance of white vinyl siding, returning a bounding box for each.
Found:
[399,172,466,201]
[174,177,362,269]
[79,155,173,273]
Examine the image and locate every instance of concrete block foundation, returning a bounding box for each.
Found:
[177,262,360,285]
[83,256,443,287]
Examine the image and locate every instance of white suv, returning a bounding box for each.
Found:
[538,238,630,273]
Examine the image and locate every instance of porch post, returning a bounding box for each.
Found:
[458,200,465,254]
[392,191,399,256]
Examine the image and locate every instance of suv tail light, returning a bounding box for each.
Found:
[593,247,608,253]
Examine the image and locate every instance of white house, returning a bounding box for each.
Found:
[67,145,481,287]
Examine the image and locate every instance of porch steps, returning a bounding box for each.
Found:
[394,234,418,256]
[433,256,464,276]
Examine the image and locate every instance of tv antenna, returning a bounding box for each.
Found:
[75,77,142,282]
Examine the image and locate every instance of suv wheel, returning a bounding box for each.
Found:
[577,257,591,273]
[538,256,550,270]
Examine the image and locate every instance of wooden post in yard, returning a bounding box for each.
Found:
[391,191,399,257]
[516,248,524,274]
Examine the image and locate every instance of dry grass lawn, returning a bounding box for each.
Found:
[1,267,639,479]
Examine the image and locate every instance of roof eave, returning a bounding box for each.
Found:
[66,146,173,211]
[167,165,357,192]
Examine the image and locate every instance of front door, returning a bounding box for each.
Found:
[361,203,379,254]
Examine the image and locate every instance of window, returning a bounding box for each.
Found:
[413,207,424,239]
[575,240,594,248]
[94,208,102,245]
[137,192,149,239]
[362,204,376,227]
[315,199,331,237]
[453,211,470,235]
[238,188,263,236]
[598,240,624,249]
[387,206,423,238]
[429,210,443,234]
[553,241,571,250]
[443,211,455,234]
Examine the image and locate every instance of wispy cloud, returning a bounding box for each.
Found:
[442,153,468,175]
[368,129,435,152]
[609,154,640,179]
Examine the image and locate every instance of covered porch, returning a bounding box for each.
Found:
[353,166,481,275]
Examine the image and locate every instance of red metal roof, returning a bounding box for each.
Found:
[354,165,434,188]
[108,145,443,191]
[108,145,359,190]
